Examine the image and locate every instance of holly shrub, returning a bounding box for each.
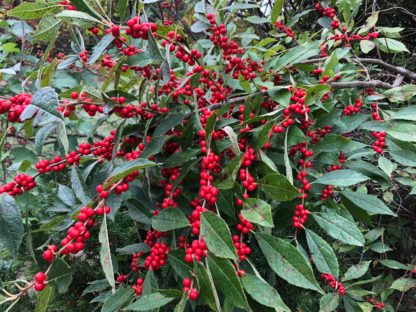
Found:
[0,0,416,311]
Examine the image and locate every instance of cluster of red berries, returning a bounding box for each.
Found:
[312,68,323,76]
[274,21,295,37]
[0,174,36,196]
[207,14,243,58]
[189,202,207,235]
[144,229,166,247]
[369,298,385,310]
[307,126,332,144]
[370,103,387,154]
[321,273,346,296]
[292,204,310,229]
[199,152,220,203]
[185,239,208,263]
[42,245,58,262]
[343,98,363,115]
[182,278,199,301]
[116,274,127,283]
[79,50,88,62]
[320,44,329,57]
[70,91,105,117]
[33,272,47,291]
[163,31,202,66]
[290,144,314,169]
[132,278,144,296]
[236,214,254,234]
[232,235,251,261]
[144,242,169,271]
[0,93,31,122]
[320,185,333,201]
[329,32,379,45]
[315,3,336,18]
[58,0,76,10]
[239,169,257,193]
[371,102,382,121]
[126,17,157,39]
[371,131,386,154]
[60,221,92,255]
[130,252,143,272]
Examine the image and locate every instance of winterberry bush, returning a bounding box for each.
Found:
[0,0,416,311]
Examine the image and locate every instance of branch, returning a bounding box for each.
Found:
[329,80,393,89]
[302,57,416,81]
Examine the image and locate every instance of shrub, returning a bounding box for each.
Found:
[0,1,415,311]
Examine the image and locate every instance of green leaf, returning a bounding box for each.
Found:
[69,0,102,19]
[378,156,395,177]
[270,0,284,24]
[359,11,379,33]
[35,15,62,41]
[24,87,63,120]
[0,194,24,257]
[173,293,188,312]
[152,208,189,232]
[119,0,128,20]
[383,85,416,102]
[312,211,365,246]
[81,279,110,296]
[391,106,416,121]
[387,123,416,142]
[154,113,185,137]
[139,136,166,159]
[124,292,175,311]
[168,250,193,279]
[206,254,250,310]
[8,1,56,20]
[147,29,164,62]
[259,173,300,201]
[269,41,321,72]
[340,191,396,216]
[312,135,351,153]
[314,170,369,186]
[106,159,157,187]
[71,166,91,205]
[255,233,324,293]
[305,229,339,278]
[35,285,54,312]
[390,278,416,292]
[319,293,339,312]
[379,259,412,270]
[255,121,274,149]
[102,287,135,312]
[217,153,243,189]
[241,273,290,311]
[58,184,76,206]
[375,38,409,53]
[369,242,392,253]
[165,149,199,168]
[99,215,116,292]
[360,40,376,54]
[200,212,238,260]
[245,16,269,24]
[268,88,291,107]
[116,243,150,255]
[342,261,371,281]
[194,261,220,312]
[48,259,73,294]
[241,198,273,227]
[126,52,154,67]
[88,34,114,64]
[56,10,103,27]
